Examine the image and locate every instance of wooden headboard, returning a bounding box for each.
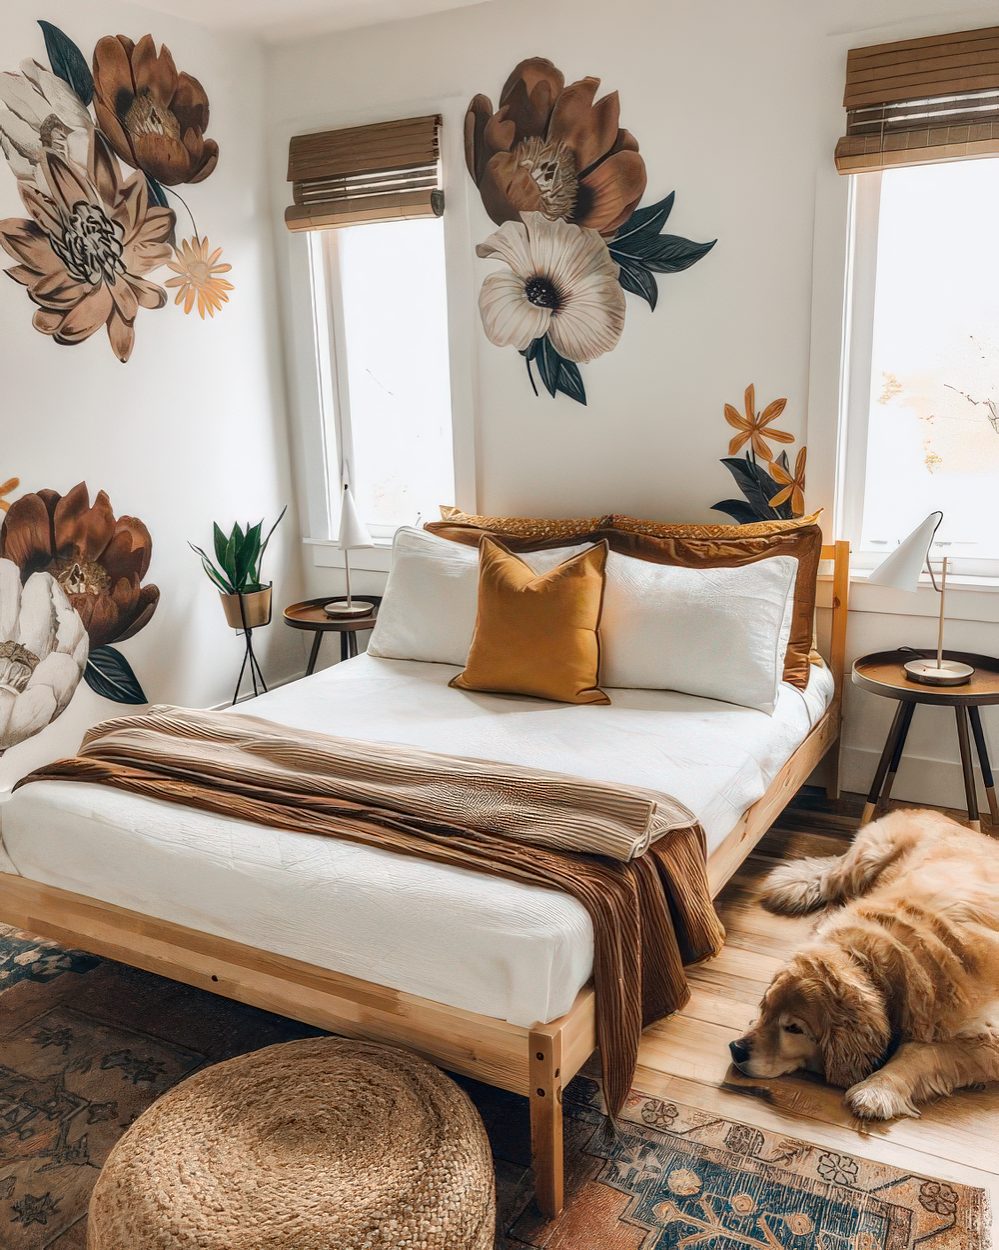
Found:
[821,541,851,706]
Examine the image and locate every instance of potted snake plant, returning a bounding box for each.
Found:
[190,506,287,629]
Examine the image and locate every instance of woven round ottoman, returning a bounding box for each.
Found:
[87,1037,495,1250]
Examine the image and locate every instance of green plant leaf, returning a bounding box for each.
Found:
[236,522,262,590]
[189,543,233,593]
[615,257,658,310]
[203,559,231,592]
[212,523,228,568]
[223,529,239,585]
[257,505,287,575]
[85,645,147,705]
[38,21,93,104]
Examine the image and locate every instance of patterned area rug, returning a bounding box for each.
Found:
[0,925,987,1249]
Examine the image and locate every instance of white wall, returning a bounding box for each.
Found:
[266,0,999,811]
[0,0,306,788]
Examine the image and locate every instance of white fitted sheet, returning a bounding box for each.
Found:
[0,655,833,1026]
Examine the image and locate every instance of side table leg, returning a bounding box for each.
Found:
[968,705,998,828]
[306,631,323,677]
[878,700,914,817]
[955,706,981,833]
[862,702,912,825]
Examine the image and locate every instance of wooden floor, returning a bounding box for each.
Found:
[634,791,999,1234]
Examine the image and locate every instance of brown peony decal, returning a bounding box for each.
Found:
[1,482,157,704]
[465,58,646,236]
[466,58,714,405]
[92,34,218,186]
[0,21,232,362]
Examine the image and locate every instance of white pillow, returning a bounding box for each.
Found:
[370,528,797,712]
[367,527,586,666]
[600,553,798,713]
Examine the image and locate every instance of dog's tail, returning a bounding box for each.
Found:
[761,855,845,915]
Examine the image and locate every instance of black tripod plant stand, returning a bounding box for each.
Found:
[222,586,272,705]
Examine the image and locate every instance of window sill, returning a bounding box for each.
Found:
[817,566,999,624]
[304,537,393,574]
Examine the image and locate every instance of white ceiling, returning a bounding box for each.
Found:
[127,0,494,42]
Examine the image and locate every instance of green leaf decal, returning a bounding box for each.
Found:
[615,257,659,310]
[611,193,675,247]
[633,234,717,274]
[529,336,586,405]
[85,646,148,705]
[146,176,170,210]
[38,21,93,104]
[717,455,792,522]
[710,499,763,524]
[610,192,715,308]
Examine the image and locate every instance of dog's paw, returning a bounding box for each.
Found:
[761,856,840,915]
[846,1078,920,1121]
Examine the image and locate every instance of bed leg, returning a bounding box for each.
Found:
[528,1026,564,1219]
[824,736,842,802]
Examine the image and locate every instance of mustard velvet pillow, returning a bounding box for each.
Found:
[450,537,610,705]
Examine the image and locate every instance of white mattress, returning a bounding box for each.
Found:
[0,654,833,1026]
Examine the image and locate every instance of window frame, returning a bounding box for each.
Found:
[312,214,458,544]
[282,95,478,567]
[839,165,999,579]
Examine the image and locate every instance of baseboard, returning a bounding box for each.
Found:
[208,667,304,711]
[839,744,980,811]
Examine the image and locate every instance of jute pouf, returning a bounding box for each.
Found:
[87,1037,495,1250]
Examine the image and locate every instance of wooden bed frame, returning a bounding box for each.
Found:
[0,542,850,1220]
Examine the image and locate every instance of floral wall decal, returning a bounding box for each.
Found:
[91,35,218,186]
[0,475,18,513]
[0,482,157,718]
[0,557,88,755]
[0,21,232,362]
[712,385,809,522]
[465,57,715,405]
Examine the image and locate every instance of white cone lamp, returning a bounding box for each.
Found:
[324,482,375,618]
[867,510,974,685]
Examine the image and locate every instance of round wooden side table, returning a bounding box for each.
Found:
[283,596,382,676]
[852,649,999,831]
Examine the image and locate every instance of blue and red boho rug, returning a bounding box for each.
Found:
[0,925,987,1249]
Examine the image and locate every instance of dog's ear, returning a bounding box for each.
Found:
[815,962,891,1088]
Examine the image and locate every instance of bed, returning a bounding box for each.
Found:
[0,540,849,1217]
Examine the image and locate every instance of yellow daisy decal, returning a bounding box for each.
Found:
[166,237,234,319]
[0,476,19,513]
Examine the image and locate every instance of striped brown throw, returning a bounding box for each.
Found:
[18,705,725,1115]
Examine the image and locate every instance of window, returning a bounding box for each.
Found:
[313,217,455,538]
[841,159,999,573]
[286,113,459,545]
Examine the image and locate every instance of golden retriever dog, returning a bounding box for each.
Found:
[728,808,999,1119]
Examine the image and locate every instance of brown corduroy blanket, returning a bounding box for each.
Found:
[18,706,725,1115]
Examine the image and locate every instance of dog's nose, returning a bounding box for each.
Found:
[729,1038,751,1065]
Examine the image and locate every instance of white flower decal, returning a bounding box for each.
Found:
[476,211,626,363]
[0,557,88,753]
[0,58,92,181]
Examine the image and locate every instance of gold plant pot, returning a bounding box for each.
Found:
[220,584,272,630]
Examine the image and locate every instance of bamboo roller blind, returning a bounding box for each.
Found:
[286,115,443,231]
[835,25,999,173]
